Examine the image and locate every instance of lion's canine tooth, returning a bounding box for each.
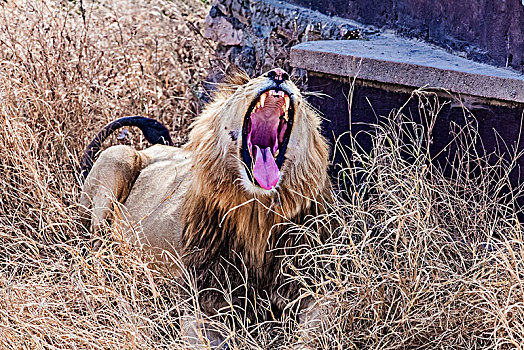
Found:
[284,96,290,110]
[260,93,266,107]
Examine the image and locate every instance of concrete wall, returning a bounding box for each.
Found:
[289,0,524,72]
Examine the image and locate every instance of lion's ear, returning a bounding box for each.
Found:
[211,66,251,100]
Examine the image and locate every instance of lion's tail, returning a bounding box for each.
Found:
[79,116,173,180]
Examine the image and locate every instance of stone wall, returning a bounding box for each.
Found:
[205,0,524,77]
[204,0,362,81]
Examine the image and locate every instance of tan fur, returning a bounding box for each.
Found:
[80,71,332,314]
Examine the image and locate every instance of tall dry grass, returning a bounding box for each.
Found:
[1,0,524,349]
[281,90,524,349]
[0,0,213,348]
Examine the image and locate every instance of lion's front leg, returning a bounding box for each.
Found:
[79,145,148,233]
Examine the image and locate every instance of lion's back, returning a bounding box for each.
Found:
[122,145,192,264]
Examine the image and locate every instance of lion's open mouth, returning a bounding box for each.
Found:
[241,88,294,190]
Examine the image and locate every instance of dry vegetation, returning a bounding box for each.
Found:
[288,91,524,349]
[1,0,524,349]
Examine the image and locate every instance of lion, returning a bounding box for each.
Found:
[79,68,332,345]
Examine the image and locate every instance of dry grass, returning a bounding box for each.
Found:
[1,0,524,349]
[0,0,212,348]
[282,90,524,349]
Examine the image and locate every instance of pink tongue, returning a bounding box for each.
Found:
[253,145,280,190]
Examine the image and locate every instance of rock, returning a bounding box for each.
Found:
[204,15,243,46]
[204,0,363,82]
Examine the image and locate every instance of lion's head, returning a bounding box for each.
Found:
[185,69,330,203]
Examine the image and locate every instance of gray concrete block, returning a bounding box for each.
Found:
[291,35,524,104]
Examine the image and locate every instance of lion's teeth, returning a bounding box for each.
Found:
[260,93,266,107]
[284,96,290,110]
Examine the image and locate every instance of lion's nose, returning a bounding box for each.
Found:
[266,68,289,85]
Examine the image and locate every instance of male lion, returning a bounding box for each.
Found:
[80,69,331,344]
